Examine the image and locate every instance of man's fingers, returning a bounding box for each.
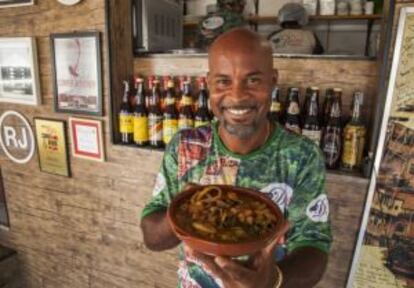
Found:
[183,182,200,191]
[214,256,253,281]
[264,220,290,255]
[187,250,229,282]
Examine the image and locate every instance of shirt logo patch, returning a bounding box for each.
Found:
[152,173,166,196]
[260,183,293,213]
[306,194,329,222]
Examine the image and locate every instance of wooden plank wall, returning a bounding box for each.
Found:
[0,1,371,288]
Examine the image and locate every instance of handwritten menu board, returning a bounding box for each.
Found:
[391,13,414,128]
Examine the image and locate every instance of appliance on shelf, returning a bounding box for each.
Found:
[132,0,183,53]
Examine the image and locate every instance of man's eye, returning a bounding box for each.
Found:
[216,79,230,87]
[246,77,261,85]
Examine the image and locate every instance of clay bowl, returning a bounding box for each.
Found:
[167,184,287,257]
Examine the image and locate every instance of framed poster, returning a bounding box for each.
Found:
[69,117,105,162]
[0,37,40,105]
[34,118,70,177]
[0,0,34,8]
[50,31,102,116]
[347,7,414,288]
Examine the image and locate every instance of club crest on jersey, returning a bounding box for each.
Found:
[306,194,329,222]
[260,183,293,212]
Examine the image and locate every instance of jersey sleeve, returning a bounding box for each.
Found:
[286,144,332,254]
[140,134,181,219]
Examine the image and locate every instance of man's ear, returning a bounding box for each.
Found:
[272,69,278,85]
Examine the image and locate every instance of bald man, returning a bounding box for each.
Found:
[141,28,332,288]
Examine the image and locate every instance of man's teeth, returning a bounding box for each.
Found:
[227,108,251,115]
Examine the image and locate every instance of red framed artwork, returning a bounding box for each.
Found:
[69,117,105,162]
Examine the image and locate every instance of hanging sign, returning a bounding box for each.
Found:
[0,110,35,164]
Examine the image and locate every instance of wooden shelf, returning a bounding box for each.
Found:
[184,14,382,27]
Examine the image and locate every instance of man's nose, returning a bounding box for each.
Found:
[231,81,245,99]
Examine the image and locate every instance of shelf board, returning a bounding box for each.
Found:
[184,14,382,27]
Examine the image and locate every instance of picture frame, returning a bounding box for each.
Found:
[0,37,40,105]
[347,7,414,288]
[0,0,34,8]
[34,118,71,177]
[69,117,105,162]
[50,31,102,116]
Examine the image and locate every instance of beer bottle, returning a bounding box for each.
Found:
[146,75,155,110]
[148,80,164,148]
[322,88,334,126]
[119,80,133,144]
[194,77,211,127]
[176,75,187,112]
[302,87,322,146]
[163,80,179,145]
[161,75,171,112]
[178,81,194,131]
[341,92,367,171]
[268,86,283,123]
[302,87,312,119]
[284,87,302,134]
[321,89,343,169]
[133,77,148,146]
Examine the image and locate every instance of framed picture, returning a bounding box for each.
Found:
[50,31,102,116]
[347,7,414,288]
[34,118,70,177]
[69,117,105,162]
[0,0,34,8]
[0,37,40,105]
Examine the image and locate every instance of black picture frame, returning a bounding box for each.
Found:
[50,31,103,116]
[0,0,34,8]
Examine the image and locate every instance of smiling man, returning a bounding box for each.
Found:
[140,28,332,288]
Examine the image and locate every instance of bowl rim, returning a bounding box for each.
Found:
[167,184,286,250]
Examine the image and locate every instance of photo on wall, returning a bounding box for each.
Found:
[0,37,40,105]
[0,0,34,8]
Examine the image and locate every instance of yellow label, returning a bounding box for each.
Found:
[270,102,281,112]
[119,114,133,133]
[342,125,366,167]
[148,115,163,141]
[133,116,148,142]
[163,119,178,144]
[165,97,176,106]
[194,120,210,128]
[181,96,193,106]
[178,118,194,130]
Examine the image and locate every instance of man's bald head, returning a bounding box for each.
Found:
[208,28,273,70]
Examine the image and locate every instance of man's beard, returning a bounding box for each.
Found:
[221,118,259,139]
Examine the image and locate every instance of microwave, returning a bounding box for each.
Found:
[132,0,183,53]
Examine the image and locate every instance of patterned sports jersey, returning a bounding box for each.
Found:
[141,121,332,288]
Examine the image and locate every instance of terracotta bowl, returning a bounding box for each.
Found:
[167,184,288,257]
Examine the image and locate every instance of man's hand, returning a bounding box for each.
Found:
[185,221,289,288]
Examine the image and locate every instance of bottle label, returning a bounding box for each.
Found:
[342,125,366,168]
[287,102,300,115]
[119,114,133,133]
[163,119,178,144]
[133,116,148,142]
[148,115,163,141]
[322,131,341,166]
[270,102,281,112]
[178,118,194,130]
[165,97,175,106]
[181,96,193,106]
[302,129,322,145]
[285,123,301,134]
[194,120,210,128]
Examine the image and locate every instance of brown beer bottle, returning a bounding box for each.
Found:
[302,87,312,119]
[341,92,366,171]
[284,87,302,134]
[133,77,149,146]
[148,80,164,148]
[161,75,171,112]
[163,80,179,145]
[321,89,343,169]
[322,88,334,126]
[268,86,283,123]
[119,80,134,144]
[194,77,211,128]
[176,76,187,112]
[178,81,194,131]
[146,75,155,110]
[302,87,322,146]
